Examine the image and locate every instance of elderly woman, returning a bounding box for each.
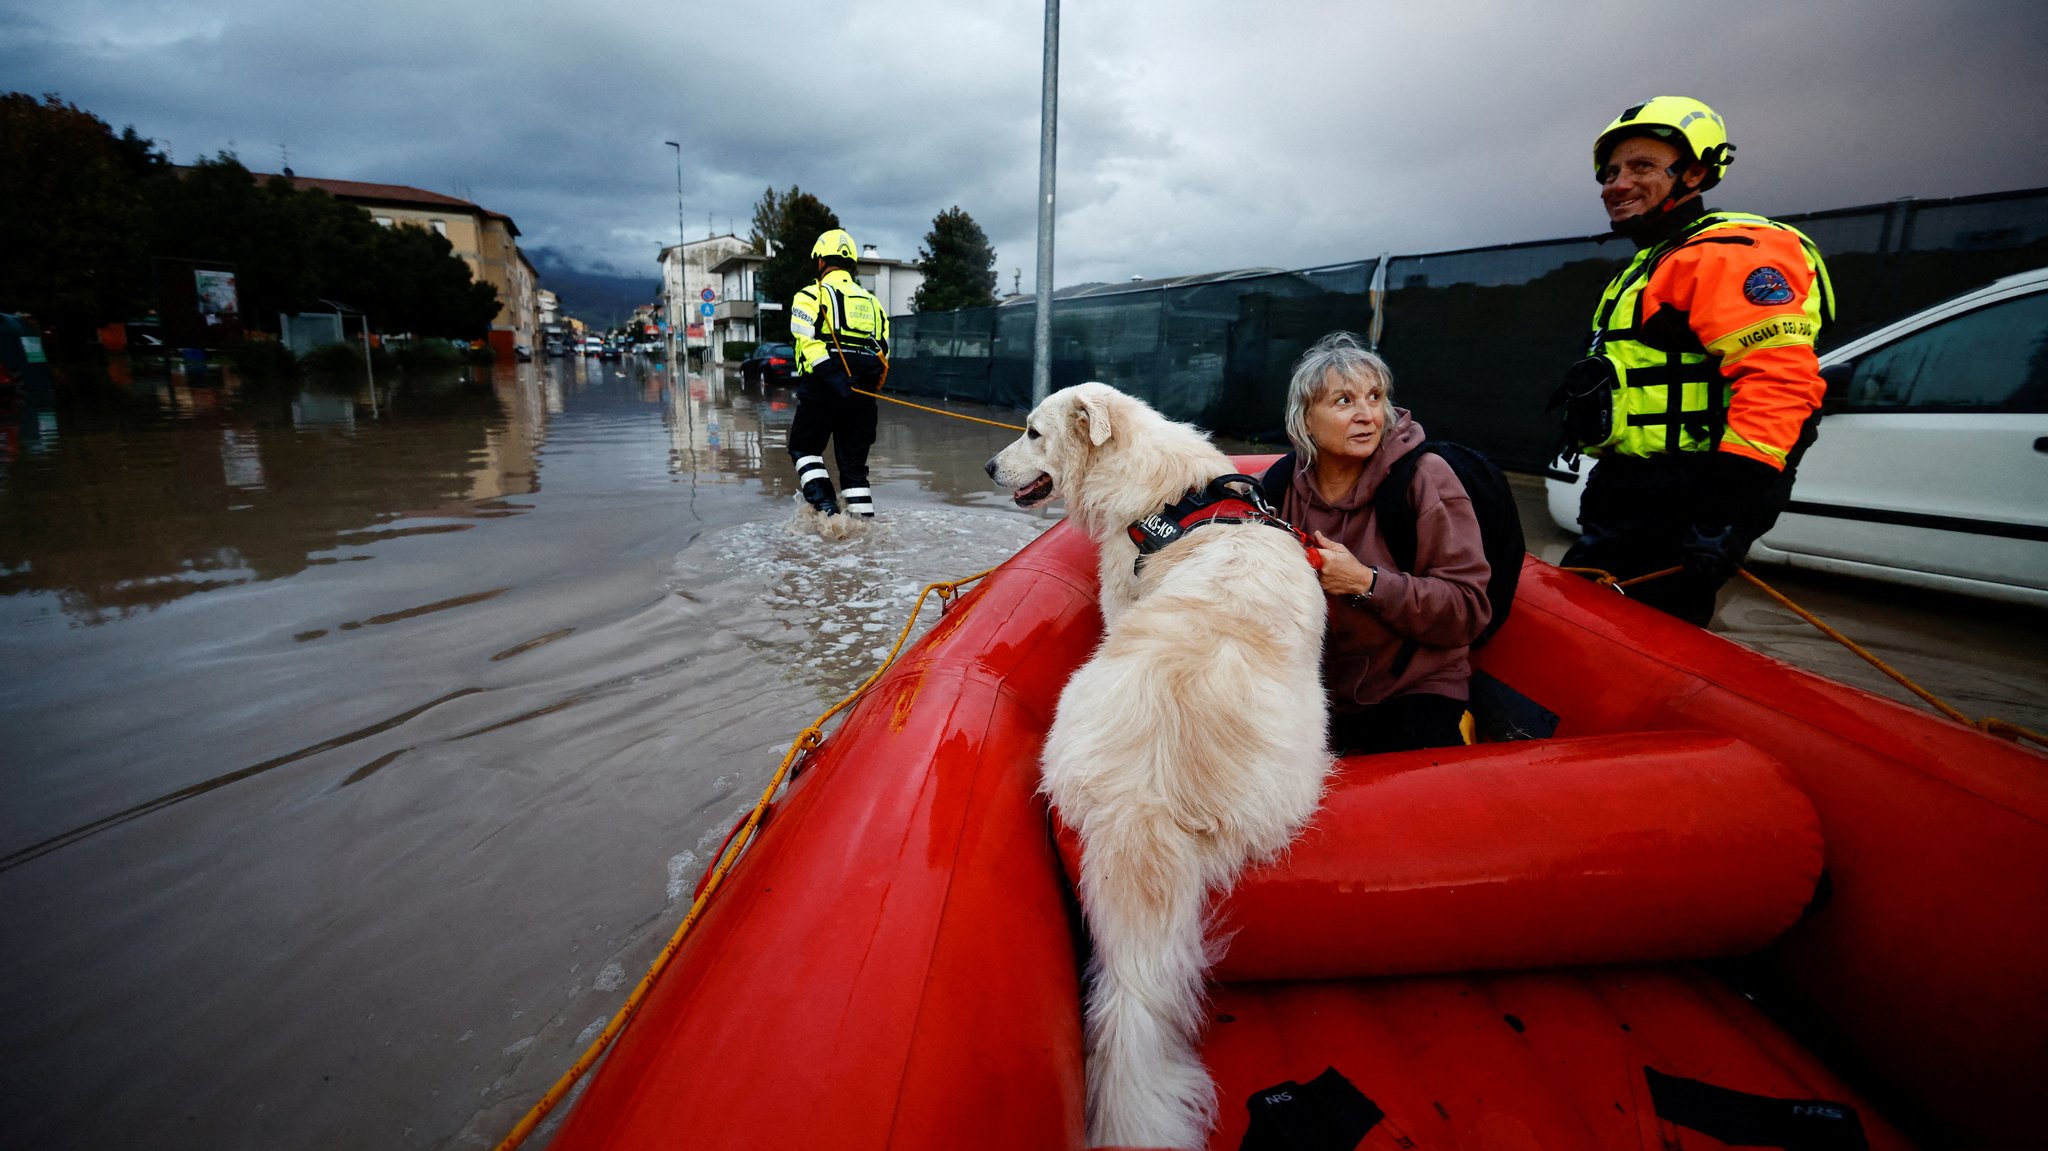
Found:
[1263,331,1492,754]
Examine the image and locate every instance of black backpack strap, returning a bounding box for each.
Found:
[1371,448,1427,573]
[1371,447,1431,679]
[1259,453,1297,510]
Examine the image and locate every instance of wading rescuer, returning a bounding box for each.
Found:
[1557,96,1834,626]
[788,228,891,519]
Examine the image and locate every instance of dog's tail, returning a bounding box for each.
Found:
[1077,810,1220,1149]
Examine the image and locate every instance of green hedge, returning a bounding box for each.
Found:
[223,338,299,377]
[388,340,467,368]
[299,342,366,373]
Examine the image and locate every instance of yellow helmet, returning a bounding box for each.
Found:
[811,229,858,262]
[1594,96,1734,190]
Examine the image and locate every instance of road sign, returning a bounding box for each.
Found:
[699,302,715,317]
[700,287,716,302]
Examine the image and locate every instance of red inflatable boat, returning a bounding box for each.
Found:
[544,488,2046,1150]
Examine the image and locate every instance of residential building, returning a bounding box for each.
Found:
[659,234,752,361]
[706,247,768,362]
[852,243,924,317]
[280,175,542,360]
[628,302,664,344]
[693,239,926,364]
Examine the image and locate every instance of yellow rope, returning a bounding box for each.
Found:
[1562,562,2046,750]
[851,386,1026,432]
[1734,569,2045,748]
[494,565,999,1150]
[1559,564,1683,590]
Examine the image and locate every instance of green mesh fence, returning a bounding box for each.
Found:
[886,187,2048,469]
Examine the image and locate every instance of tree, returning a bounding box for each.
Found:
[749,184,840,340]
[366,222,500,338]
[0,93,158,343]
[146,152,495,340]
[1,91,501,351]
[912,207,998,312]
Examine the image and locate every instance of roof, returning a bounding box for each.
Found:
[708,251,770,274]
[268,175,522,237]
[277,175,479,210]
[703,250,921,275]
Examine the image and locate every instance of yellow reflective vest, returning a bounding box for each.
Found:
[790,268,890,374]
[1580,210,1833,467]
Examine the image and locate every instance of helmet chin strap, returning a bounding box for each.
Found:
[1610,167,1702,238]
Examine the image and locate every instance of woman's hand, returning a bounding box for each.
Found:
[1311,530,1378,599]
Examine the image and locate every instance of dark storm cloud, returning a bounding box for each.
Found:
[6,0,2045,291]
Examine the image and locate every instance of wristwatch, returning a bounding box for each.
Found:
[1346,566,1379,608]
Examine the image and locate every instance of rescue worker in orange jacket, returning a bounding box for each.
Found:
[1558,96,1834,625]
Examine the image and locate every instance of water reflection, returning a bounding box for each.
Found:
[0,349,1033,629]
[0,359,547,624]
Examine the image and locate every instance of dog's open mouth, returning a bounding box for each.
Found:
[1013,473,1054,508]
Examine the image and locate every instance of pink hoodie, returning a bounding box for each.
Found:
[1281,411,1492,709]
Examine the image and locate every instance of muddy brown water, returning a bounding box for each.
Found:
[1,354,2041,1149]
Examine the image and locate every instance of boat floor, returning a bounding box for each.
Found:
[1200,962,1913,1150]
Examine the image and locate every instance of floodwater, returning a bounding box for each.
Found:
[0,352,2042,1150]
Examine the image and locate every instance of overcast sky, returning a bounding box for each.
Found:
[7,0,2046,292]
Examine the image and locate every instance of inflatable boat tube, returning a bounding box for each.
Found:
[1057,732,1824,980]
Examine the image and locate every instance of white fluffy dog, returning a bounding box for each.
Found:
[987,383,1330,1148]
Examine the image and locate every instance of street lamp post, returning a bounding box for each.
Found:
[1031,0,1060,404]
[665,140,686,370]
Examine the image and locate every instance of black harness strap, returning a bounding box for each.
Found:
[1128,475,1321,574]
[1645,1067,1869,1151]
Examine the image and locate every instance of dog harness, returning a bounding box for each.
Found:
[1126,474,1324,574]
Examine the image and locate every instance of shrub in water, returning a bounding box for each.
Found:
[224,339,299,377]
[299,342,365,373]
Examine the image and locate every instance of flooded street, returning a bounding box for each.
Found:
[1,353,2043,1150]
[0,353,1051,1150]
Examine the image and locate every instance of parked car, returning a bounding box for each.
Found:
[1544,266,2048,607]
[124,322,165,353]
[740,342,798,386]
[1,313,53,395]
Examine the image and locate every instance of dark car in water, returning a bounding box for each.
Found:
[1,313,53,395]
[740,342,797,386]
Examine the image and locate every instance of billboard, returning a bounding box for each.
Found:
[194,270,240,328]
[153,258,243,348]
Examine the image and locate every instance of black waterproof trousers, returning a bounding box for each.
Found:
[1560,452,1798,626]
[787,354,882,502]
[1328,693,1468,756]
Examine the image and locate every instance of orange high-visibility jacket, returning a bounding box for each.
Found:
[1585,211,1834,469]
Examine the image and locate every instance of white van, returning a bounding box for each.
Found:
[1546,267,2048,607]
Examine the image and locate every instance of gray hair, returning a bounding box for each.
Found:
[1282,331,1399,467]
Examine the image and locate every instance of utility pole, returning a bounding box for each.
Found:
[666,140,687,369]
[1031,0,1060,404]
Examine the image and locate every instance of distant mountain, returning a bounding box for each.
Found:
[529,248,662,327]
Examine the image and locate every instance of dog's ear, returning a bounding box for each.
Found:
[1075,389,1115,447]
